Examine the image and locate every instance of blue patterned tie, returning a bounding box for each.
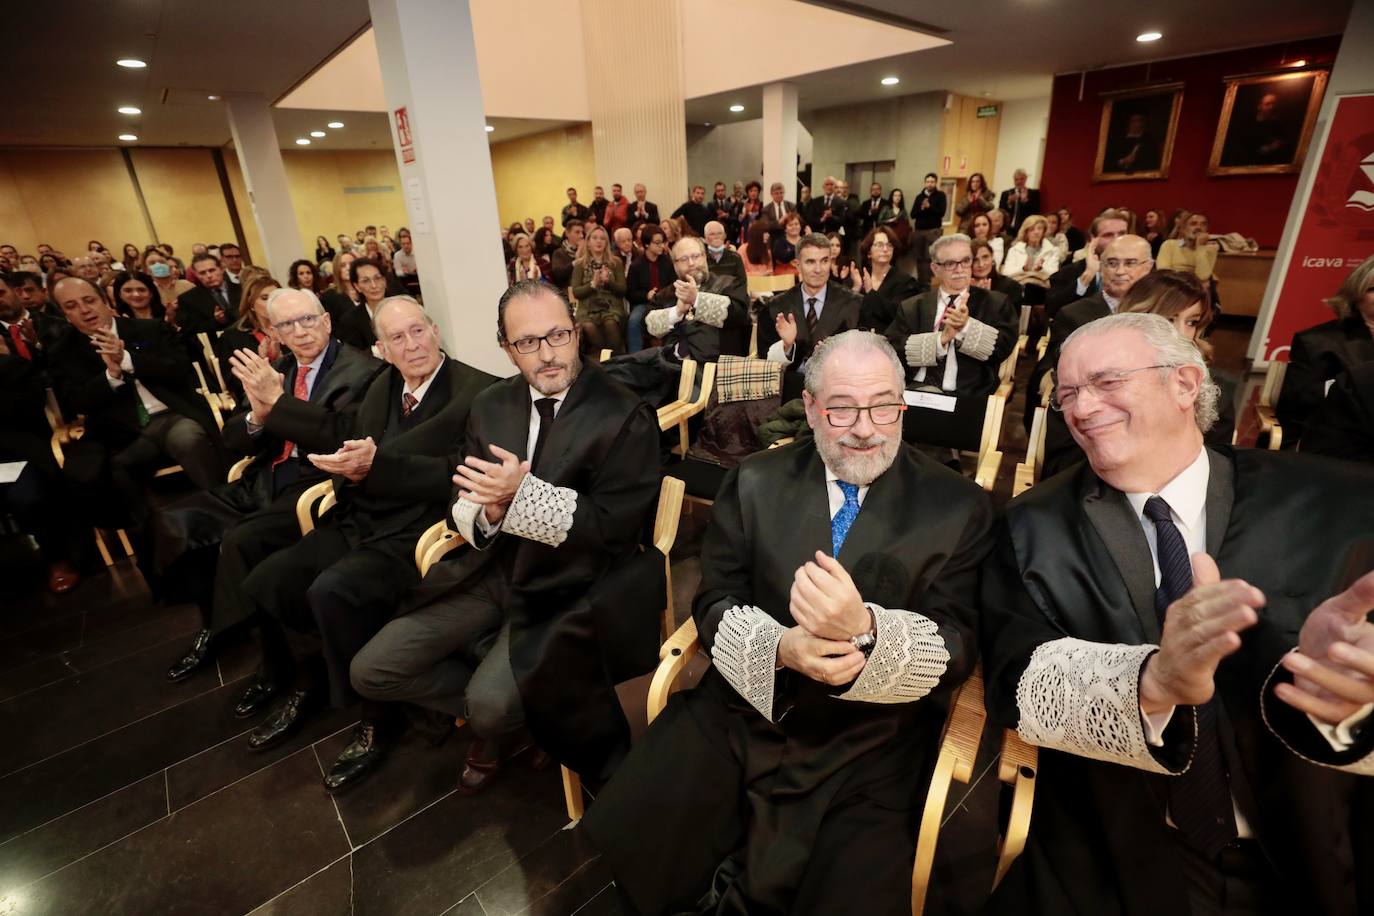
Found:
[831,481,862,557]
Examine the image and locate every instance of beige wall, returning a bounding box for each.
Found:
[809,91,945,203]
[489,124,596,228]
[0,149,148,258]
[278,150,409,256]
[131,148,239,259]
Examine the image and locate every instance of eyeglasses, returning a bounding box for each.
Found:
[272,313,323,333]
[1103,258,1149,271]
[1051,365,1171,411]
[673,251,705,265]
[819,403,907,427]
[355,274,386,286]
[870,240,893,249]
[935,257,972,270]
[508,327,575,354]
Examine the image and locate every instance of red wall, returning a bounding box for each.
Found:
[1040,36,1342,248]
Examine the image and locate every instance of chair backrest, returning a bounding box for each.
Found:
[977,394,1006,465]
[226,455,253,483]
[1259,358,1287,409]
[652,476,685,640]
[198,332,230,394]
[599,349,612,363]
[295,479,335,536]
[1017,304,1031,338]
[746,274,795,296]
[189,361,225,430]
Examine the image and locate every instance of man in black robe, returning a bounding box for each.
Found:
[583,330,991,915]
[981,312,1374,915]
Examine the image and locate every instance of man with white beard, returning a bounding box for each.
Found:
[583,330,993,915]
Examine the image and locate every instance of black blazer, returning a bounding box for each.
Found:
[176,281,241,335]
[335,303,377,352]
[707,249,747,286]
[998,187,1042,232]
[47,316,220,451]
[0,347,52,460]
[1276,316,1374,444]
[654,273,750,361]
[625,253,676,305]
[803,195,847,234]
[319,289,354,325]
[756,281,863,366]
[885,286,1017,398]
[1046,258,1095,316]
[1302,360,1374,464]
[981,447,1374,916]
[627,200,660,228]
[857,269,925,332]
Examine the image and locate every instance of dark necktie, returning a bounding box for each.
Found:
[215,287,229,310]
[1143,496,1239,859]
[806,297,819,336]
[401,391,418,417]
[530,397,558,471]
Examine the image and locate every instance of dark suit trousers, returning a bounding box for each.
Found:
[2,431,82,562]
[114,411,225,493]
[241,523,419,708]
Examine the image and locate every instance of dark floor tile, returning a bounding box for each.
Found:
[0,656,74,703]
[16,749,350,916]
[0,614,84,673]
[0,560,147,641]
[0,772,166,890]
[0,677,251,844]
[475,827,610,916]
[350,762,570,916]
[247,853,353,916]
[441,894,488,916]
[570,883,630,916]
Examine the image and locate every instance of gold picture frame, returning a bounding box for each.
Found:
[1208,68,1328,176]
[1093,82,1184,183]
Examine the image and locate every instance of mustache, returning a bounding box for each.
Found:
[838,432,889,449]
[537,357,568,372]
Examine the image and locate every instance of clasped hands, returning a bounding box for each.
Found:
[453,444,528,525]
[309,437,376,482]
[229,348,285,422]
[673,274,699,317]
[1139,553,1374,728]
[938,301,969,346]
[90,328,126,377]
[776,551,871,687]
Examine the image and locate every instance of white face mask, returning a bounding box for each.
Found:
[707,244,725,255]
[149,262,172,279]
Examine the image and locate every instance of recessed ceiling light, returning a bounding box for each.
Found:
[117,106,141,115]
[704,122,712,127]
[207,95,220,101]
[118,134,138,142]
[729,104,745,113]
[1136,31,1162,42]
[327,121,344,129]
[484,124,495,133]
[1286,58,1309,68]
[116,58,147,69]
[881,76,900,86]
[310,130,326,138]
[295,138,311,145]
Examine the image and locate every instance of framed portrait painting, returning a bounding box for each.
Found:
[1208,68,1329,176]
[1093,83,1184,182]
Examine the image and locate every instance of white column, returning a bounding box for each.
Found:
[369,0,510,378]
[762,82,799,201]
[223,94,303,284]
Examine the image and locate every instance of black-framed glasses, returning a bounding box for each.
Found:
[508,327,575,354]
[819,403,907,427]
[935,257,972,269]
[1051,365,1171,411]
[272,313,323,333]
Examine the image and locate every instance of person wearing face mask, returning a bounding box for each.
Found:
[142,247,193,318]
[703,220,746,285]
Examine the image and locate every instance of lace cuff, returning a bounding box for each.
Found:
[644,306,677,339]
[1015,637,1186,774]
[451,497,484,545]
[958,316,998,362]
[765,339,793,364]
[1261,653,1374,775]
[905,332,938,368]
[713,606,786,721]
[837,603,949,704]
[501,473,577,547]
[694,291,730,328]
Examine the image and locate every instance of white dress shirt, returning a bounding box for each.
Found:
[470,384,569,537]
[824,464,869,516]
[103,321,171,418]
[916,287,970,391]
[768,283,828,366]
[403,361,443,407]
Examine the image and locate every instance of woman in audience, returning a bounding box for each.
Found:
[855,226,921,331]
[970,238,1023,314]
[534,226,559,257]
[288,259,321,294]
[1001,214,1061,283]
[570,224,628,355]
[967,212,1003,269]
[878,188,911,252]
[337,257,394,352]
[625,224,675,352]
[670,215,695,239]
[738,180,763,244]
[113,271,166,322]
[955,172,995,227]
[361,237,391,272]
[1043,211,1070,263]
[142,247,193,319]
[321,251,358,324]
[217,274,282,403]
[120,243,142,273]
[507,232,548,284]
[1277,253,1374,444]
[770,211,804,276]
[1142,208,1168,258]
[738,221,773,277]
[315,235,336,265]
[827,232,854,282]
[38,253,62,285]
[660,218,681,245]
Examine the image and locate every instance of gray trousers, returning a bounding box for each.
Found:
[115,411,224,490]
[350,563,525,748]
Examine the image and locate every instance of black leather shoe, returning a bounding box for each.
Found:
[167,630,214,683]
[247,689,317,751]
[233,675,281,718]
[323,722,389,793]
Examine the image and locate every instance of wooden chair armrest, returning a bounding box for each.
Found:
[656,400,693,431]
[647,618,701,724]
[975,449,1003,492]
[190,361,225,431]
[420,529,466,577]
[652,476,685,557]
[1012,463,1035,497]
[599,349,612,363]
[414,519,451,570]
[993,729,1039,889]
[226,456,253,483]
[1268,422,1283,450]
[767,437,795,449]
[295,479,335,536]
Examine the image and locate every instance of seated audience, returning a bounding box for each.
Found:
[704,220,746,284]
[360,237,391,272]
[969,238,1023,314]
[855,226,923,332]
[321,251,358,324]
[967,212,1002,270]
[1302,361,1374,463]
[1043,210,1070,264]
[177,253,241,334]
[757,233,862,369]
[119,243,142,273]
[218,244,245,285]
[826,231,855,284]
[288,259,321,294]
[315,236,336,265]
[738,221,773,277]
[335,257,392,353]
[570,225,628,355]
[8,271,56,325]
[644,236,750,363]
[1142,208,1168,258]
[1157,212,1219,284]
[113,271,166,322]
[980,311,1374,915]
[625,224,674,353]
[142,248,193,316]
[533,226,559,259]
[988,207,1012,248]
[216,274,282,405]
[1058,206,1085,255]
[770,212,804,277]
[549,220,584,290]
[954,171,995,227]
[1001,214,1062,283]
[392,228,418,296]
[611,227,637,275]
[1045,209,1130,316]
[583,330,991,916]
[507,232,547,285]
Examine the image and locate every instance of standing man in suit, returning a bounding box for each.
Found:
[858,181,886,238]
[703,220,746,285]
[238,297,496,775]
[836,179,861,252]
[1046,209,1130,316]
[561,187,590,227]
[804,176,847,235]
[176,253,241,335]
[981,312,1374,915]
[350,281,661,792]
[628,183,660,231]
[764,181,796,226]
[644,236,750,362]
[757,233,862,369]
[912,172,949,285]
[47,276,225,527]
[159,288,380,685]
[885,233,1017,399]
[708,181,738,243]
[998,168,1042,236]
[583,331,992,915]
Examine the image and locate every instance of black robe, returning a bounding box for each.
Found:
[980,447,1374,916]
[1276,317,1374,445]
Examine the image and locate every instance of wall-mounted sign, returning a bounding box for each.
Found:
[976,104,999,118]
[395,106,415,164]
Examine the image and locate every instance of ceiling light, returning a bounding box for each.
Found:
[295,138,311,145]
[729,104,745,113]
[1136,31,1162,42]
[207,95,220,101]
[310,130,326,138]
[327,121,344,129]
[1285,58,1309,68]
[116,58,147,69]
[117,106,141,115]
[484,124,495,133]
[118,134,138,142]
[704,122,712,127]
[881,76,900,86]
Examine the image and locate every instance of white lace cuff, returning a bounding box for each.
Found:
[1261,653,1374,775]
[644,306,677,338]
[452,496,483,544]
[712,605,786,721]
[958,316,998,362]
[836,603,949,704]
[1015,637,1185,774]
[905,332,938,368]
[694,291,730,328]
[765,339,793,364]
[501,473,577,547]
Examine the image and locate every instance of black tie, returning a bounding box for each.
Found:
[530,397,558,471]
[805,297,819,336]
[1143,496,1239,859]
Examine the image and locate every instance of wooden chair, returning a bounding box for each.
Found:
[1012,406,1047,498]
[745,274,795,300]
[599,349,612,363]
[295,479,336,536]
[972,394,1007,493]
[1253,359,1286,450]
[994,306,1032,402]
[656,359,716,458]
[198,331,236,412]
[226,455,253,483]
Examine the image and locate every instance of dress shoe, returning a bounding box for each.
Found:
[47,561,81,594]
[323,722,389,793]
[233,675,281,718]
[247,689,318,751]
[456,738,536,796]
[167,630,215,683]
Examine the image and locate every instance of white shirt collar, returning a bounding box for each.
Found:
[1104,291,1121,312]
[404,361,443,403]
[527,384,569,413]
[801,283,828,308]
[937,286,969,304]
[1125,446,1209,536]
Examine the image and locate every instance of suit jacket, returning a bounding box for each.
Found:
[1302,360,1374,463]
[650,273,750,361]
[857,195,887,235]
[176,281,241,335]
[804,194,847,234]
[1276,316,1374,444]
[886,286,1017,398]
[707,248,747,285]
[761,199,796,225]
[47,316,220,451]
[409,361,661,777]
[0,343,53,460]
[627,200,660,229]
[998,187,1042,233]
[981,447,1374,916]
[335,303,377,352]
[857,269,925,332]
[1046,258,1095,316]
[625,252,676,305]
[756,281,862,366]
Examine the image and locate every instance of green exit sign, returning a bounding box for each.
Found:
[976,104,999,118]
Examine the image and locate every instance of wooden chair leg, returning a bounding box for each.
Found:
[561,766,585,822]
[115,528,136,559]
[93,528,114,566]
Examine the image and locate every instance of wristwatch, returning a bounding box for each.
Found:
[850,605,878,656]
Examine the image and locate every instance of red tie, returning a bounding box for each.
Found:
[8,323,32,361]
[272,366,311,467]
[401,392,418,417]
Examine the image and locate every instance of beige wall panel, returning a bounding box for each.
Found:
[280,150,407,257]
[221,155,265,266]
[809,91,945,203]
[130,148,237,260]
[489,124,597,228]
[0,149,147,258]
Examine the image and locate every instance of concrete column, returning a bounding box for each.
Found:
[223,94,303,284]
[369,0,510,377]
[762,82,799,200]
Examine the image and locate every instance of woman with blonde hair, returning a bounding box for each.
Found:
[570,224,628,354]
[1001,214,1061,284]
[320,250,357,323]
